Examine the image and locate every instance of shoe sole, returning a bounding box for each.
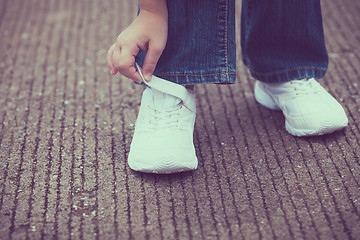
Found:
[285,119,348,137]
[254,81,348,137]
[128,156,198,174]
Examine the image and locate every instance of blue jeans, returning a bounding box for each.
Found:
[136,0,328,85]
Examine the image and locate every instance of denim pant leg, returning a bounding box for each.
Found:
[136,0,236,86]
[241,0,329,83]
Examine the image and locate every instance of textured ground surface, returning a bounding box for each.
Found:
[1,0,360,239]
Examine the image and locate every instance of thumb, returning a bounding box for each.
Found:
[142,44,164,82]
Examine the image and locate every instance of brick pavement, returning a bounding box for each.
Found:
[0,0,360,239]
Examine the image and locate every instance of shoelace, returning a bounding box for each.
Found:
[135,63,196,112]
[134,63,194,132]
[144,104,187,131]
[288,78,322,96]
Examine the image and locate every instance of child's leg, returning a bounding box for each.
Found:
[130,0,238,174]
[241,0,348,136]
[241,0,328,83]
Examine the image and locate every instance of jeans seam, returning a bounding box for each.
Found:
[241,0,252,71]
[156,72,236,77]
[224,0,229,83]
[250,66,327,77]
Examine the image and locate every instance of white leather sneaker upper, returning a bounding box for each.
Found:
[254,78,348,136]
[128,69,198,174]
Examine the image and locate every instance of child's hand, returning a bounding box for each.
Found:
[107,9,168,83]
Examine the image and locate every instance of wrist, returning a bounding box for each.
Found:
[140,0,168,19]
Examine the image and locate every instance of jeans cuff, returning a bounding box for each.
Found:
[249,67,327,83]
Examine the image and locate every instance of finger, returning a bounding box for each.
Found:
[112,46,142,83]
[112,42,137,71]
[107,44,117,75]
[120,64,143,83]
[142,42,164,81]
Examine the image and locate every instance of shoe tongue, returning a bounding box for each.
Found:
[291,78,311,85]
[152,88,181,110]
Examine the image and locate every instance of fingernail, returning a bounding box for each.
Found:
[145,74,152,81]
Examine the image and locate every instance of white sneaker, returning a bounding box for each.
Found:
[127,77,198,174]
[254,78,348,136]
